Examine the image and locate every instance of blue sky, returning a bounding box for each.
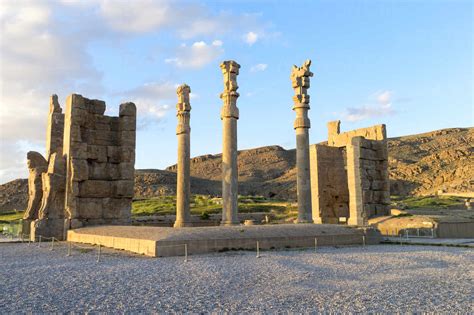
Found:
[0,0,472,183]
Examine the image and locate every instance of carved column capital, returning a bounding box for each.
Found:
[176,84,191,135]
[291,59,313,129]
[220,60,240,120]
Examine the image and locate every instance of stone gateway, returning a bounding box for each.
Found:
[24,94,137,240]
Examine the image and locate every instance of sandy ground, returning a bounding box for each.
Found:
[0,243,472,313]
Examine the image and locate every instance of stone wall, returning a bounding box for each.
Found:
[310,120,390,226]
[327,120,386,147]
[26,94,136,240]
[63,94,136,229]
[64,94,136,228]
[310,145,349,224]
[346,137,390,226]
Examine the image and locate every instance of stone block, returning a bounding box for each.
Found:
[119,163,134,180]
[363,190,373,203]
[71,181,80,197]
[120,146,135,163]
[88,162,109,180]
[77,198,103,219]
[364,204,376,217]
[70,158,88,182]
[89,99,106,115]
[70,142,88,159]
[107,146,121,163]
[110,117,120,131]
[119,116,136,131]
[111,180,134,197]
[119,102,137,117]
[107,163,120,180]
[120,131,136,147]
[79,180,111,197]
[87,145,107,162]
[371,180,385,191]
[103,198,131,219]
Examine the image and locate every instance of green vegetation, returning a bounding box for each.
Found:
[0,211,24,236]
[132,195,297,221]
[0,211,24,224]
[391,195,464,210]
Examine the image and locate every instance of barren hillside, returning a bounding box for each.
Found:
[1,127,472,213]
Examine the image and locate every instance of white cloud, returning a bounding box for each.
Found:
[250,63,268,72]
[343,90,395,122]
[0,1,102,183]
[165,40,224,69]
[244,31,259,45]
[119,82,177,128]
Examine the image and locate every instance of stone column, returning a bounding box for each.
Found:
[220,60,240,226]
[174,84,193,228]
[291,60,313,223]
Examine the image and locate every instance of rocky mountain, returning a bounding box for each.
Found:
[0,179,28,213]
[1,127,472,213]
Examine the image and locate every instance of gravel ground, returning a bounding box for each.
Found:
[0,243,472,313]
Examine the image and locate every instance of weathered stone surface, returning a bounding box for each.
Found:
[291,60,313,223]
[23,152,48,222]
[174,84,193,228]
[61,93,136,233]
[220,61,240,226]
[310,121,390,227]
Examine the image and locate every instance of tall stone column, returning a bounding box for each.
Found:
[174,84,193,228]
[291,60,313,223]
[220,60,240,226]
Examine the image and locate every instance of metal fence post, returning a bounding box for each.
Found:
[67,242,71,257]
[362,235,366,247]
[184,244,188,262]
[314,238,318,252]
[38,235,42,247]
[256,241,260,258]
[97,244,101,263]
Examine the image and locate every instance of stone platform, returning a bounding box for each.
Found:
[67,224,379,257]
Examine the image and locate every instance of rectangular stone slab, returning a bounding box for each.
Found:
[67,224,380,257]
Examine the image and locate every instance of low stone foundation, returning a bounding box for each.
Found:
[67,224,382,257]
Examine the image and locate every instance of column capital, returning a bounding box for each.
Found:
[176,84,191,135]
[220,60,240,120]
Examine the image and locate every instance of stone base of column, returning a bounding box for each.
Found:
[220,220,239,226]
[173,221,194,228]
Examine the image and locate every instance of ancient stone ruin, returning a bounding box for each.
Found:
[23,94,136,240]
[174,84,192,227]
[220,60,240,226]
[310,120,390,226]
[291,60,313,223]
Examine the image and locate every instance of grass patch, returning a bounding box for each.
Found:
[132,195,296,221]
[401,196,464,209]
[0,211,24,223]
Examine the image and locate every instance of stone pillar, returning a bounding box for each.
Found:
[291,60,313,223]
[347,137,367,226]
[174,84,192,228]
[220,60,240,226]
[46,94,64,158]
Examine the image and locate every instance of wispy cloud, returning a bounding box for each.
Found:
[244,31,259,45]
[250,63,268,72]
[120,82,178,128]
[165,40,224,69]
[343,90,395,122]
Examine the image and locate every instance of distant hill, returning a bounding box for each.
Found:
[1,127,472,213]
